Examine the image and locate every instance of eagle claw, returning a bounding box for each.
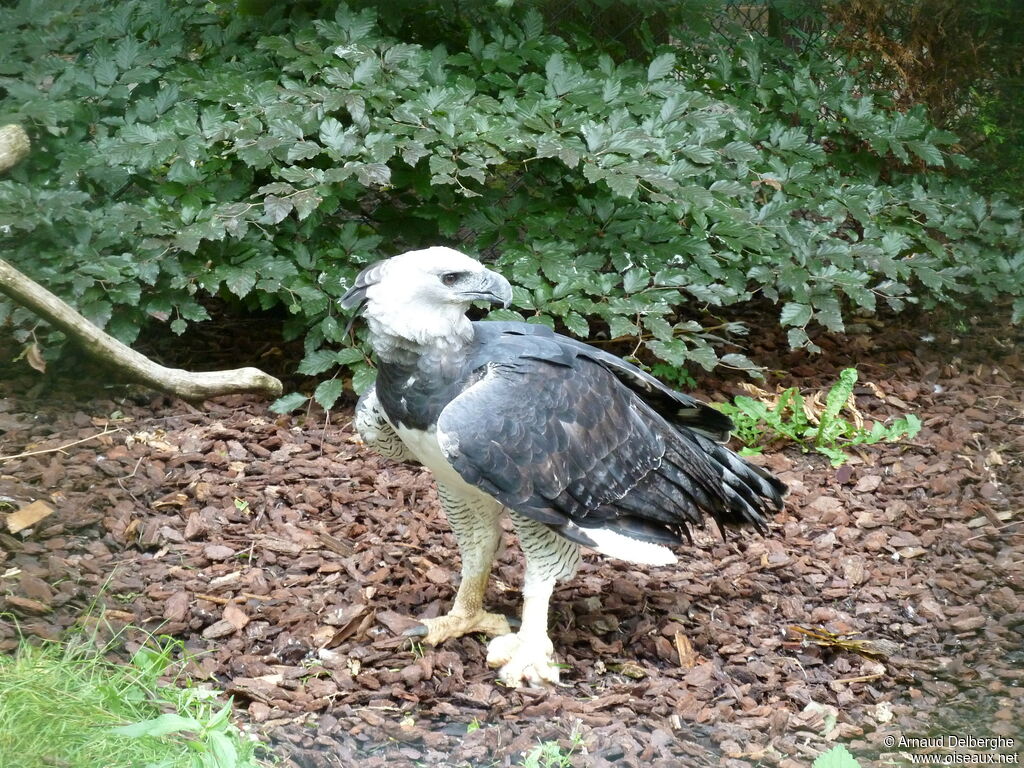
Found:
[486,632,560,688]
[405,611,513,646]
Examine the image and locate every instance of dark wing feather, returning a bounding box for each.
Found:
[436,342,785,548]
[481,322,733,442]
[565,339,734,442]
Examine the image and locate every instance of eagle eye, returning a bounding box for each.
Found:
[440,271,464,287]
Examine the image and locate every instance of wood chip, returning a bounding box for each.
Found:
[5,500,54,533]
[256,536,303,555]
[224,603,250,630]
[202,619,237,639]
[674,631,699,669]
[204,544,236,560]
[164,590,190,622]
[5,595,51,614]
[854,474,882,493]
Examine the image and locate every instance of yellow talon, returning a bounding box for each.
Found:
[407,611,512,646]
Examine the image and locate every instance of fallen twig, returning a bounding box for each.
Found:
[789,625,899,660]
[0,426,120,463]
[194,592,273,605]
[832,673,885,685]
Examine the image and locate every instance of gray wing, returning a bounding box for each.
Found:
[436,356,785,548]
[475,322,734,442]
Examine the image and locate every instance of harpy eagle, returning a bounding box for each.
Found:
[341,247,787,687]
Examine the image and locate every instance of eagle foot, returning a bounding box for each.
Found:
[486,632,560,687]
[405,611,512,646]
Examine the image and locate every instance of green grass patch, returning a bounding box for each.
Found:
[0,629,273,768]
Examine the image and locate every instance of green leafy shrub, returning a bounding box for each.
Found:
[716,368,922,465]
[1,1,1022,407]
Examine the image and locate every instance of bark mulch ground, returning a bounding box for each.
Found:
[0,313,1021,767]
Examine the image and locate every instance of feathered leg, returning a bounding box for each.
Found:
[407,482,511,645]
[355,391,508,644]
[354,387,415,461]
[487,513,580,687]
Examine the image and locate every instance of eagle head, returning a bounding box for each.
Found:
[340,247,512,348]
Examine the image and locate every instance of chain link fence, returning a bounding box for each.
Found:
[710,0,828,53]
[536,0,831,57]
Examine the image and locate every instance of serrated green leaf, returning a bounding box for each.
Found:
[545,53,565,81]
[94,59,118,86]
[270,392,309,414]
[647,339,688,367]
[647,52,676,82]
[292,189,323,220]
[287,141,321,162]
[352,57,379,83]
[719,353,762,377]
[907,140,943,167]
[780,302,812,327]
[607,315,639,339]
[222,267,256,298]
[334,346,366,365]
[319,117,348,150]
[685,343,718,370]
[721,140,760,163]
[562,311,589,337]
[787,327,819,351]
[487,308,526,322]
[814,299,846,333]
[351,364,377,395]
[1013,298,1024,324]
[298,349,339,376]
[622,268,650,294]
[812,744,861,768]
[263,195,292,224]
[314,378,345,410]
[354,162,391,186]
[643,314,673,341]
[680,145,716,164]
[605,172,638,198]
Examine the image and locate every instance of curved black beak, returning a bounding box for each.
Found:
[460,269,513,308]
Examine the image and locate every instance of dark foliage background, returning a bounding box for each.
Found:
[1,0,1021,410]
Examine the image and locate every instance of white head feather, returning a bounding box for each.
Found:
[350,247,511,352]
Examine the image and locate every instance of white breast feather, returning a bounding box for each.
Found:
[395,425,489,501]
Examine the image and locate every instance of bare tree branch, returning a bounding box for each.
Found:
[0,259,284,400]
[0,125,30,173]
